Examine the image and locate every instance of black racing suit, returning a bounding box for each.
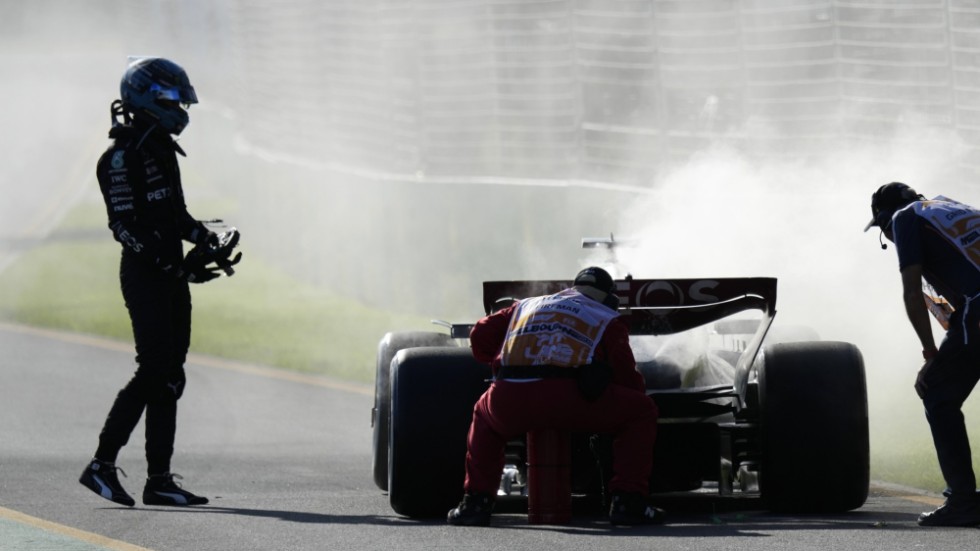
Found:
[94,122,211,475]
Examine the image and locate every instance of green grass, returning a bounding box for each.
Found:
[867,370,980,493]
[0,203,432,383]
[870,409,945,492]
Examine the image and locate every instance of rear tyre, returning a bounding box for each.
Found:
[372,332,455,491]
[758,341,869,512]
[388,348,490,518]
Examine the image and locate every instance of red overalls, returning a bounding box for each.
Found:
[464,289,658,495]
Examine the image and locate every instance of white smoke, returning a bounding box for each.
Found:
[3,2,975,485]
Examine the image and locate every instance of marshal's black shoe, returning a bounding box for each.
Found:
[608,492,666,526]
[447,492,495,526]
[917,496,980,527]
[79,459,135,507]
[142,473,209,506]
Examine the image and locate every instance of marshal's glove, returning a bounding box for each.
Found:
[178,228,243,284]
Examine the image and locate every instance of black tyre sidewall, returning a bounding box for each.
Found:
[758,341,869,512]
[372,332,455,491]
[388,348,490,518]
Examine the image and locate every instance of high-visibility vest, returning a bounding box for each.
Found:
[908,196,980,273]
[500,288,618,367]
[906,196,980,327]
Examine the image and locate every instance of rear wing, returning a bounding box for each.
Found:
[483,277,776,404]
[480,277,776,404]
[482,277,777,336]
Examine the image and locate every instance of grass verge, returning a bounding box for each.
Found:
[0,203,432,383]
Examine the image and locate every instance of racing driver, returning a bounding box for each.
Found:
[447,267,664,526]
[79,57,239,507]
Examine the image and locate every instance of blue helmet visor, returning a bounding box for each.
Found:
[150,82,198,105]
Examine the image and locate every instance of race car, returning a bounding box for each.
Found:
[371,275,869,519]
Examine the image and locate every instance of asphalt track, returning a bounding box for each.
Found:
[1,322,977,551]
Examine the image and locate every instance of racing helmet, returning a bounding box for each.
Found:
[574,266,615,294]
[573,266,620,310]
[119,57,198,135]
[864,182,922,232]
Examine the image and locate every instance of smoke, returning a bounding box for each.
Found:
[580,128,972,455]
[4,1,976,485]
[0,2,123,273]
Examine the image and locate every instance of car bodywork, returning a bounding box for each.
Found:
[373,276,869,518]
